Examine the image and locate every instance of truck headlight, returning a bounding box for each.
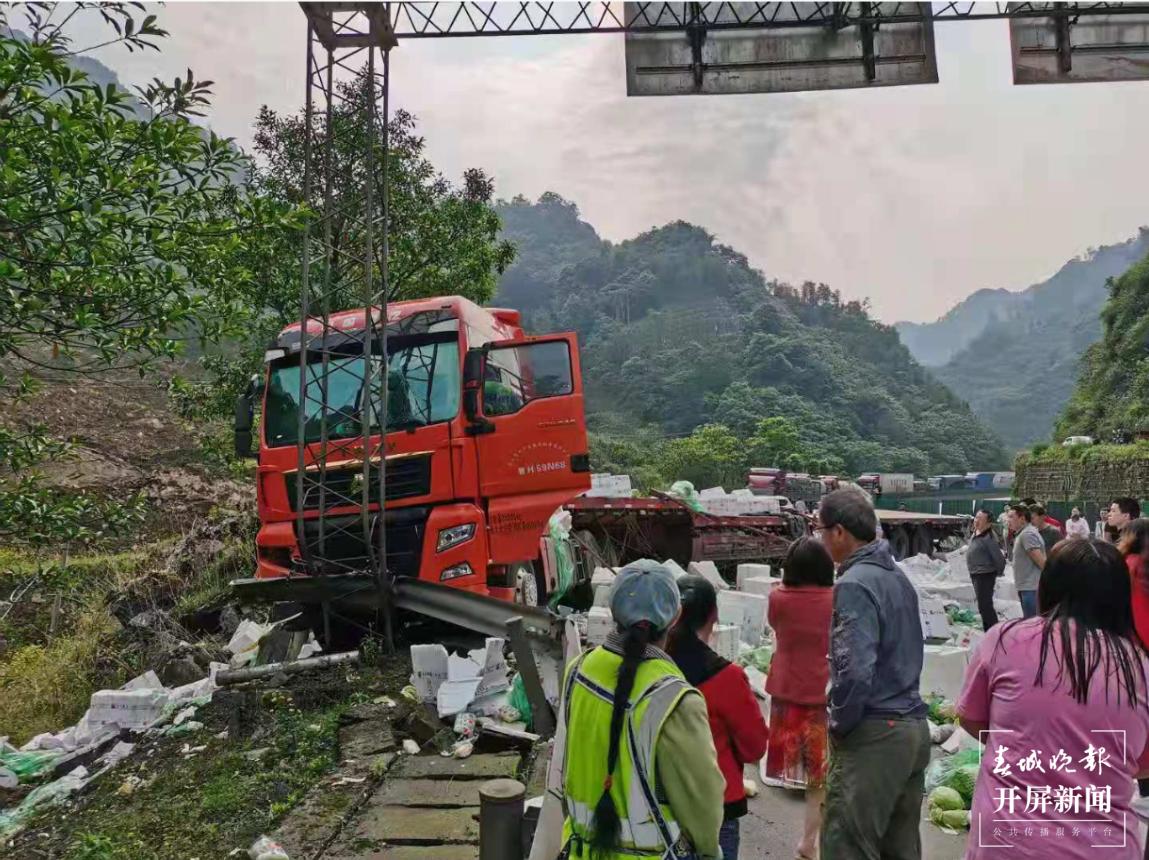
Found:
[440,562,473,582]
[436,523,476,552]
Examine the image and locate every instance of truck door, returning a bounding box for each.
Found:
[463,333,590,563]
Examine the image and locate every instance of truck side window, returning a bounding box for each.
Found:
[483,340,573,417]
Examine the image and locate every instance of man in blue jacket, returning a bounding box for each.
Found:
[816,488,929,860]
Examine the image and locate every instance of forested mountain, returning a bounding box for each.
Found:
[895,229,1149,450]
[495,194,1008,483]
[1057,251,1149,441]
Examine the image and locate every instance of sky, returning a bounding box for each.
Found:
[63,2,1149,324]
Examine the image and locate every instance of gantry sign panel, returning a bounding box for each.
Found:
[1010,7,1149,84]
[624,2,938,96]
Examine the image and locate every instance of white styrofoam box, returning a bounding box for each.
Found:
[738,496,781,516]
[586,473,633,498]
[952,627,985,652]
[593,583,612,607]
[742,577,777,599]
[995,599,1023,621]
[921,581,977,610]
[737,564,772,591]
[919,597,952,642]
[919,644,970,702]
[996,576,1019,603]
[587,607,614,646]
[710,624,740,662]
[410,644,449,702]
[717,590,768,646]
[699,486,727,499]
[89,688,170,729]
[470,637,509,698]
[730,488,753,498]
[591,567,616,588]
[122,671,164,691]
[688,560,730,591]
[663,558,689,580]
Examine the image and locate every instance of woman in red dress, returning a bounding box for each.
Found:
[1119,518,1149,647]
[666,575,769,860]
[764,537,835,860]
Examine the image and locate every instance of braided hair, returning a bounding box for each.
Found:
[589,621,655,857]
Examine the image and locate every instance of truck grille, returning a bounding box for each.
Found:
[296,507,428,579]
[286,454,432,512]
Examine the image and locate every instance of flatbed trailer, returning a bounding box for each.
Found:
[875,509,970,559]
[563,494,804,577]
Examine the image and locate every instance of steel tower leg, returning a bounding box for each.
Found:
[296,4,397,643]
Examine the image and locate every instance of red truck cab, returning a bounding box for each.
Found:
[245,296,591,603]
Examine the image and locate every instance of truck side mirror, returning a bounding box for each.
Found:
[234,374,260,459]
[462,347,485,422]
[462,347,495,435]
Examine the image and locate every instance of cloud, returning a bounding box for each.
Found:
[72,5,1149,322]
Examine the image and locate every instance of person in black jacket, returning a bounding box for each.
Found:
[967,509,1006,630]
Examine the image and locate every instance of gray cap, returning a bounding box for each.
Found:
[609,559,681,631]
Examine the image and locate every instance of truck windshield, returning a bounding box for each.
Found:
[262,337,460,448]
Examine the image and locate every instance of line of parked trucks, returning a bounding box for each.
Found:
[749,468,1014,501]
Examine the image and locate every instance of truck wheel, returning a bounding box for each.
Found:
[513,561,546,608]
[890,526,912,561]
[912,525,934,558]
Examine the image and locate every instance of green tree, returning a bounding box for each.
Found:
[175,82,517,424]
[657,424,746,490]
[1,4,292,544]
[746,417,807,468]
[1057,252,1149,442]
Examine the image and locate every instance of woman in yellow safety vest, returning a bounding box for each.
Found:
[559,559,726,859]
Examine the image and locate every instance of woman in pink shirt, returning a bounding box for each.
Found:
[957,538,1149,860]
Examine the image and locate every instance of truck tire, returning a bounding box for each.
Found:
[513,561,546,608]
[890,526,912,561]
[912,525,934,558]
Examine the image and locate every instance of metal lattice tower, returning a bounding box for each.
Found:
[295,4,396,618]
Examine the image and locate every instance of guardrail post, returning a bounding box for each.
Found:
[506,616,556,737]
[480,777,526,860]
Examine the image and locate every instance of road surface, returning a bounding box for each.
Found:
[740,764,967,860]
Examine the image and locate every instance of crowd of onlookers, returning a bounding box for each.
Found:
[557,489,1149,860]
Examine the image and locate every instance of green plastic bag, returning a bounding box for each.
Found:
[946,606,979,626]
[667,481,703,512]
[925,748,981,799]
[0,749,62,783]
[546,513,576,608]
[508,673,533,730]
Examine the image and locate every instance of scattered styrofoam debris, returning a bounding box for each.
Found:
[688,560,729,591]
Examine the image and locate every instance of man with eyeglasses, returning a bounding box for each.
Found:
[816,488,929,860]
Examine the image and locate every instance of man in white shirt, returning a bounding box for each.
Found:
[1064,507,1090,539]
